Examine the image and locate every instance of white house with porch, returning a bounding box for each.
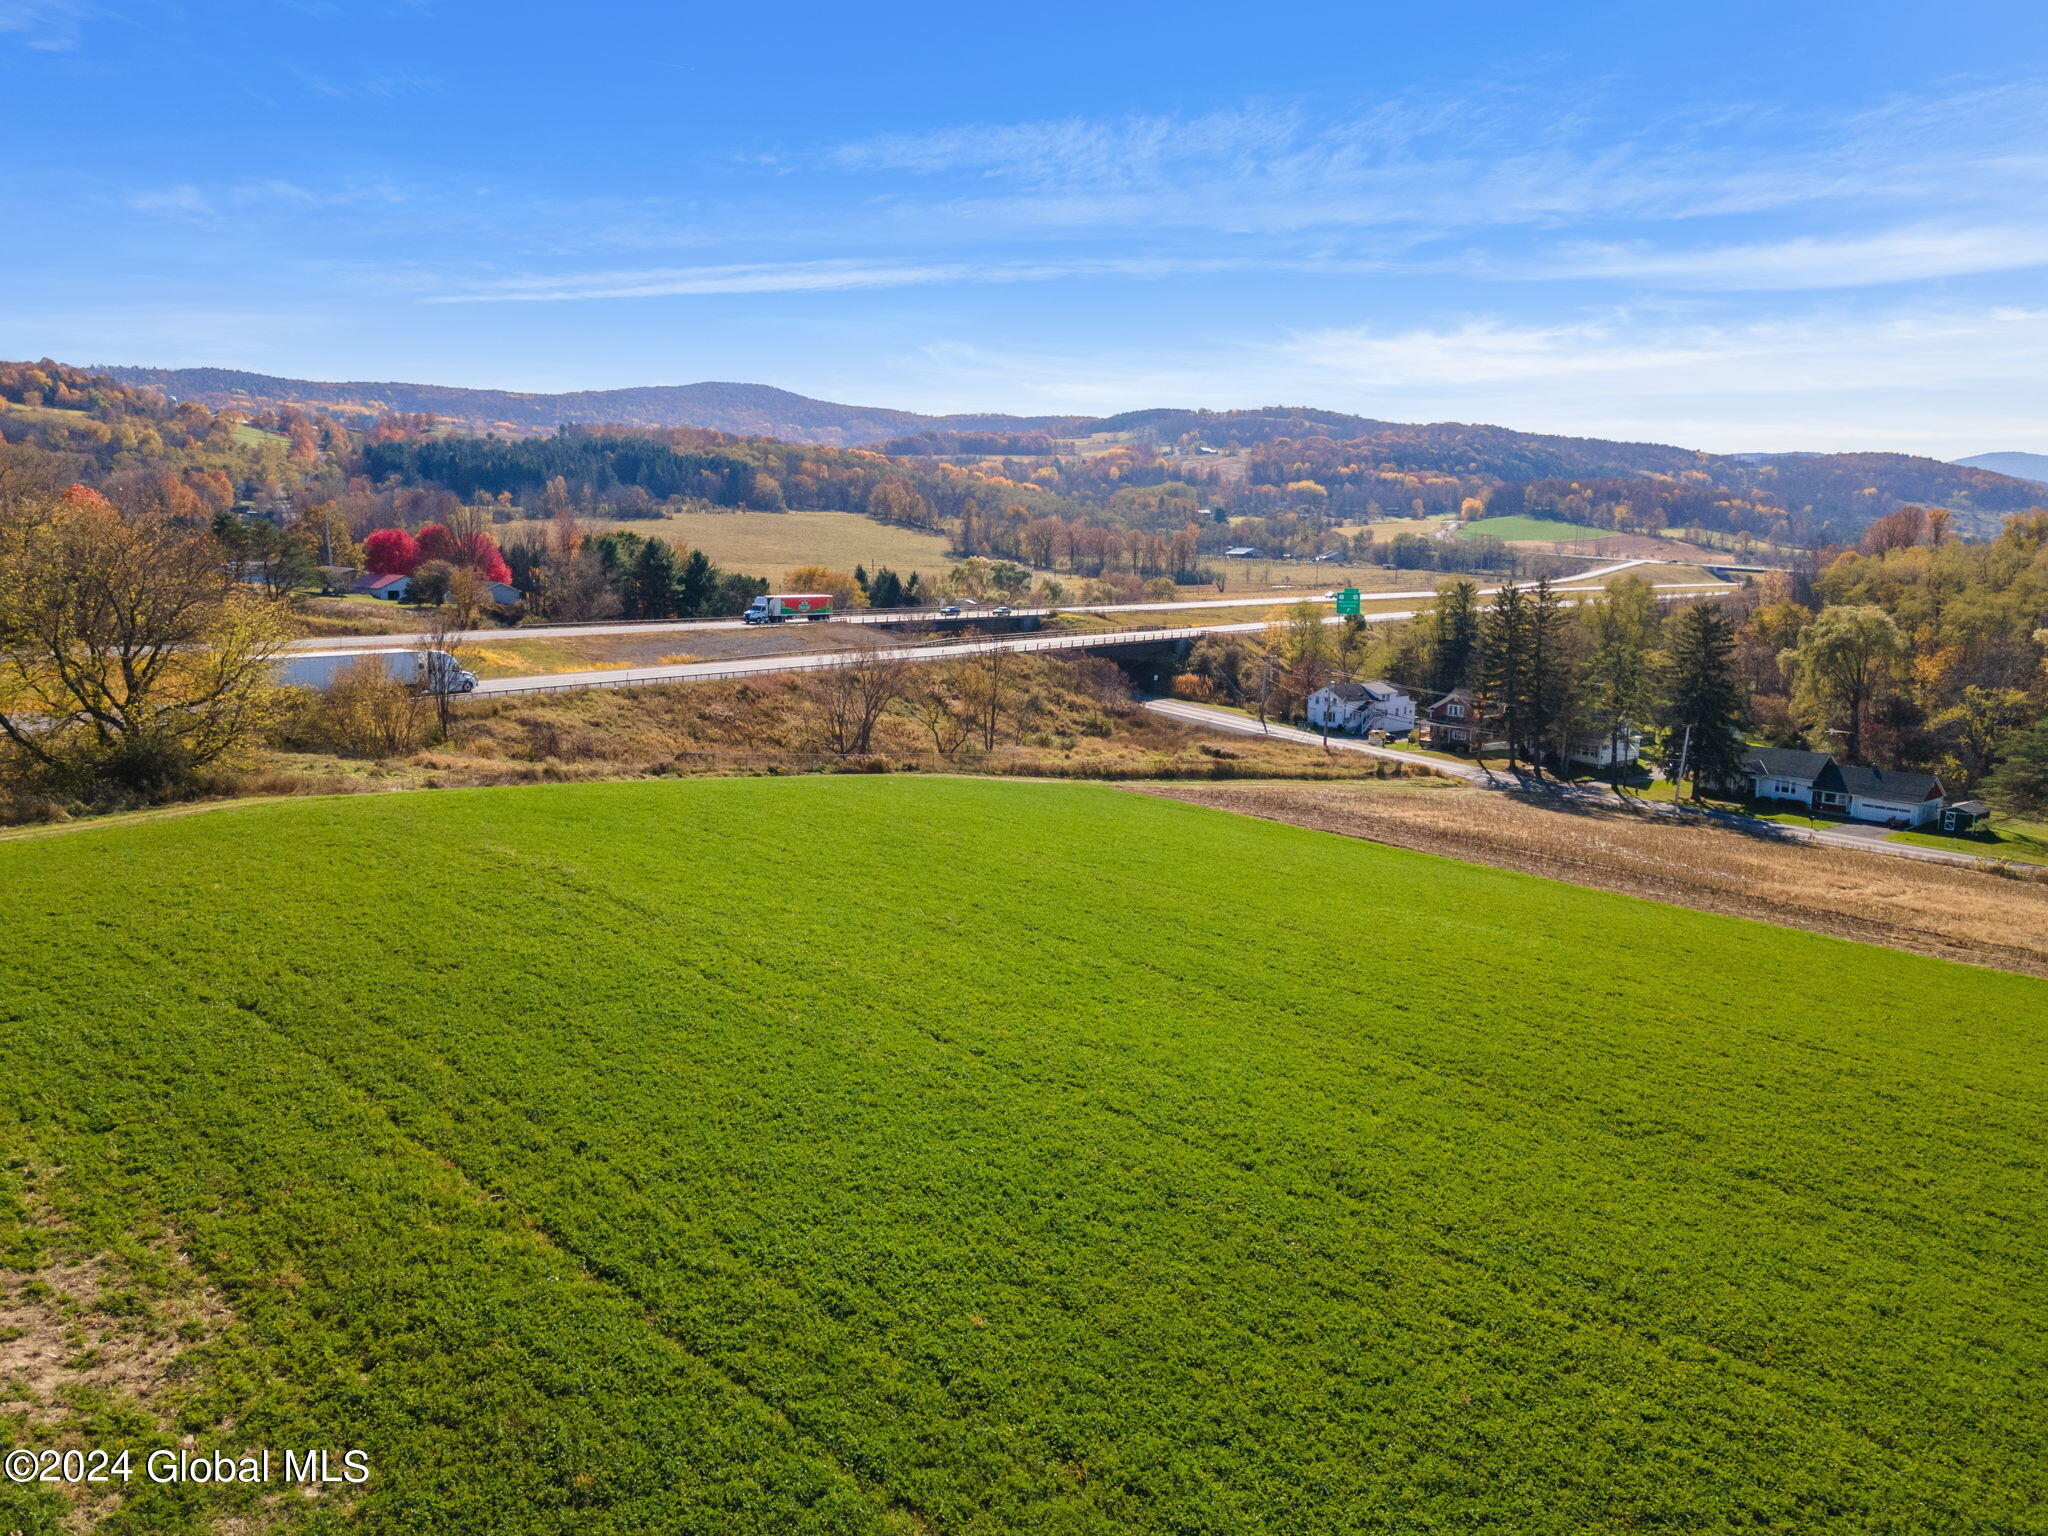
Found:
[1306,681,1415,737]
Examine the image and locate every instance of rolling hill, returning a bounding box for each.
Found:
[91,364,2047,539]
[1954,450,2048,485]
[97,365,1083,447]
[2,775,2043,1534]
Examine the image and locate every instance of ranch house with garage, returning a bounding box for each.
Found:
[1743,748,1947,828]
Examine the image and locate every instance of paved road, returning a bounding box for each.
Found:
[465,579,1731,697]
[472,624,1219,695]
[292,559,1672,651]
[1141,697,2001,870]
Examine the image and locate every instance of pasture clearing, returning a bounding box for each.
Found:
[1457,513,1605,542]
[1,776,2044,1533]
[498,508,960,583]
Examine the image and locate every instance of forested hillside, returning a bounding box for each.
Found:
[96,363,2043,545]
[11,359,2046,572]
[101,365,1082,446]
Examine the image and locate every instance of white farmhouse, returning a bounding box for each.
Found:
[1568,730,1643,771]
[1306,681,1415,737]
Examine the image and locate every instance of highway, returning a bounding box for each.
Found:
[469,577,1728,697]
[292,559,1671,651]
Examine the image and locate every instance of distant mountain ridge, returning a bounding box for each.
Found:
[1953,451,2048,486]
[98,365,1083,447]
[83,362,2048,539]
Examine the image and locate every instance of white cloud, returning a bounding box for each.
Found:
[124,177,410,220]
[880,305,2048,456]
[821,83,2048,244]
[0,0,92,49]
[1279,306,2048,396]
[1510,224,2048,290]
[287,67,444,101]
[428,253,1329,303]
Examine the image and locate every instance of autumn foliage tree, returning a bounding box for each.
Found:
[0,486,291,800]
[364,527,421,575]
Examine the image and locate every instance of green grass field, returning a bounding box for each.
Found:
[498,508,960,584]
[1457,514,1604,542]
[1891,818,2048,864]
[2,777,2044,1534]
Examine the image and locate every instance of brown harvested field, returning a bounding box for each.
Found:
[456,622,895,678]
[1132,780,2048,977]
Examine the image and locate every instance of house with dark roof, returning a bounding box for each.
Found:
[1744,746,1945,827]
[1814,759,1945,827]
[1741,747,1834,807]
[1306,680,1414,737]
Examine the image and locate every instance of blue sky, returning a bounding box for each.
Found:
[4,0,2046,454]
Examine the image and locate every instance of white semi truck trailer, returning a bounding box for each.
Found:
[277,649,479,693]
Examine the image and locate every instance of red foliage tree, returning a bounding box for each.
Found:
[363,527,421,575]
[415,523,512,584]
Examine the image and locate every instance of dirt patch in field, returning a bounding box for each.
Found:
[1133,781,2048,977]
[1,1182,237,1530]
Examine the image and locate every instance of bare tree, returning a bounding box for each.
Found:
[419,599,476,739]
[806,651,909,757]
[967,638,1020,753]
[897,661,976,761]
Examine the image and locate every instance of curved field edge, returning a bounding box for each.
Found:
[0,775,2043,1535]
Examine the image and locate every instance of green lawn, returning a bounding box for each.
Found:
[1890,819,2048,864]
[1457,514,1604,542]
[2,778,2045,1534]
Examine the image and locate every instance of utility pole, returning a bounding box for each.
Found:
[1257,657,1272,735]
[1674,721,1694,805]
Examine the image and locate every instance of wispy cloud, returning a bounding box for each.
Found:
[1506,224,2048,290]
[1279,305,2048,395]
[0,0,93,49]
[824,83,2048,243]
[897,303,2048,454]
[124,177,411,220]
[286,66,444,101]
[427,252,1366,303]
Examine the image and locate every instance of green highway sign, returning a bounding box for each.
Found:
[1335,587,1361,616]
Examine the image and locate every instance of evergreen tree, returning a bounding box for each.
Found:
[712,571,768,616]
[672,548,717,617]
[627,536,677,620]
[1523,577,1578,773]
[1477,582,1530,772]
[867,567,905,609]
[1426,579,1480,694]
[902,572,925,606]
[1658,603,1745,798]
